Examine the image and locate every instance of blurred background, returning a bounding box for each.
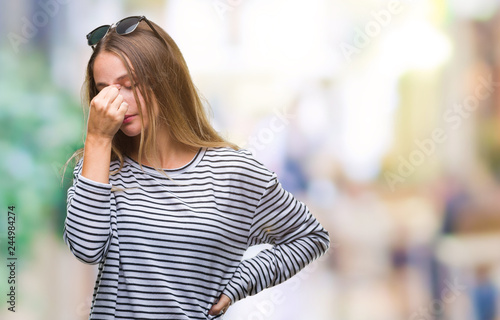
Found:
[1,0,500,319]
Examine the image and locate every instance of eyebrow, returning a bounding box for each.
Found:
[95,74,130,89]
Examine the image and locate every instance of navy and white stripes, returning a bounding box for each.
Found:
[64,147,330,319]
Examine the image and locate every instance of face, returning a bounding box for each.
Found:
[93,51,149,138]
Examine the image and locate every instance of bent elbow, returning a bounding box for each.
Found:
[63,230,107,265]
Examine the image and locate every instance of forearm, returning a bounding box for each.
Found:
[64,175,113,264]
[224,173,330,303]
[64,160,114,264]
[224,221,330,302]
[82,134,112,184]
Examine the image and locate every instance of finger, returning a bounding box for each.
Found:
[208,294,231,316]
[103,86,120,106]
[90,85,116,110]
[98,85,112,96]
[110,94,124,110]
[90,86,109,107]
[98,85,116,98]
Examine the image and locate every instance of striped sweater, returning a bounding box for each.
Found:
[63,147,330,319]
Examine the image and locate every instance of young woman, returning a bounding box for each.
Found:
[63,16,330,319]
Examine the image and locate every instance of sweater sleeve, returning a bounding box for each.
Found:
[63,160,114,264]
[222,173,330,303]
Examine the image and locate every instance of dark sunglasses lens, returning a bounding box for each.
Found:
[115,17,141,35]
[88,26,110,46]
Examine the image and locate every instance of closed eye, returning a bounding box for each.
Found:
[124,82,139,90]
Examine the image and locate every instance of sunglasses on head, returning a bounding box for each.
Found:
[86,15,167,49]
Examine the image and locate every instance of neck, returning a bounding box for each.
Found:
[128,126,198,169]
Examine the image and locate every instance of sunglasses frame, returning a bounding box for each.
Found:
[86,15,167,50]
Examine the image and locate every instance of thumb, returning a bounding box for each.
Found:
[209,294,231,316]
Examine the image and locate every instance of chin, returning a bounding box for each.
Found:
[120,127,142,137]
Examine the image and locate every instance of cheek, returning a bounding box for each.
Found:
[120,92,142,115]
[120,90,135,104]
[136,95,149,117]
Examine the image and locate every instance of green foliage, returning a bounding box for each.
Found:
[0,47,84,263]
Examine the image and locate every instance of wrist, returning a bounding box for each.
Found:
[85,133,113,147]
[82,134,113,184]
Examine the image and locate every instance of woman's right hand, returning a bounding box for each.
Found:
[87,85,129,139]
[82,85,129,183]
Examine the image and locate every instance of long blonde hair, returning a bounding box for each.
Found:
[67,19,237,175]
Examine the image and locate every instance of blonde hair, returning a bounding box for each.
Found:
[67,19,237,175]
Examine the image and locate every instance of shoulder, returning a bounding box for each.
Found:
[203,147,269,172]
[202,147,275,183]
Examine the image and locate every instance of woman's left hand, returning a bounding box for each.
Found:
[209,294,231,316]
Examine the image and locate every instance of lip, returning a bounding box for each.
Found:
[123,115,136,124]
